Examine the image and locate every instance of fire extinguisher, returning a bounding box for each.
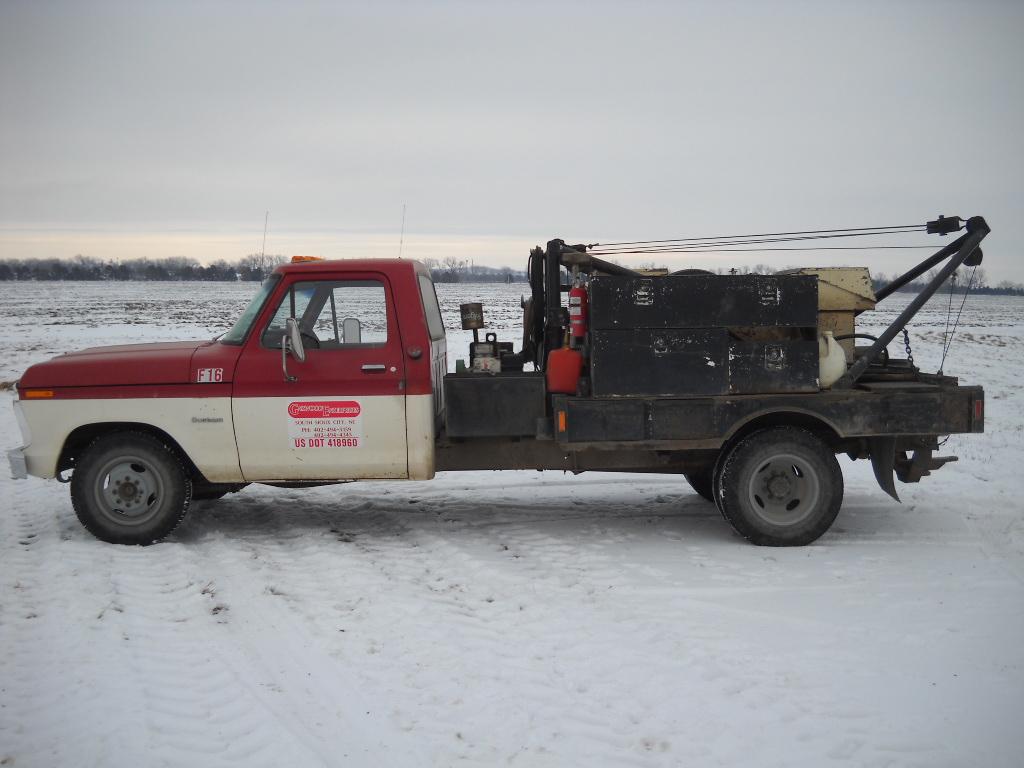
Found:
[568,274,588,347]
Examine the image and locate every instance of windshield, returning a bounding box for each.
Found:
[220,275,281,345]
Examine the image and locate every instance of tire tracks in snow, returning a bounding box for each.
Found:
[390,501,841,767]
[0,486,329,768]
[174,496,425,767]
[379,481,926,768]
[179,481,871,767]
[182,490,672,766]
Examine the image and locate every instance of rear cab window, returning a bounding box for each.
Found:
[418,274,445,341]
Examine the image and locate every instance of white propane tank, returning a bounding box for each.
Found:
[818,331,846,389]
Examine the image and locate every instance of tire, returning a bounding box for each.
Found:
[70,431,192,545]
[716,427,843,546]
[684,469,715,503]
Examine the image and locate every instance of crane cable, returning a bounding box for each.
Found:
[588,244,938,254]
[586,223,934,256]
[938,265,977,375]
[588,223,925,249]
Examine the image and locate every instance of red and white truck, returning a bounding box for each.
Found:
[8,217,989,547]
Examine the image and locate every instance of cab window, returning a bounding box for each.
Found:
[261,279,389,350]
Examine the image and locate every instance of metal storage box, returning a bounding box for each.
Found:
[727,340,819,393]
[591,329,729,397]
[444,372,546,438]
[589,274,819,330]
[588,274,820,397]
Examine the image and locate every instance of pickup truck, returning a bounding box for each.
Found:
[8,217,989,547]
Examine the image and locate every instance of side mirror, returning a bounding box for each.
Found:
[281,317,305,382]
[286,317,306,362]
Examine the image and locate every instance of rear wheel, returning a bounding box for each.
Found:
[716,427,843,546]
[70,432,192,545]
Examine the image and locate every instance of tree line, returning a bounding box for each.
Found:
[0,254,1020,294]
[0,254,528,284]
[0,254,288,282]
[868,267,1024,296]
[420,257,525,283]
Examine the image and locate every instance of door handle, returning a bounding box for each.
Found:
[361,364,387,373]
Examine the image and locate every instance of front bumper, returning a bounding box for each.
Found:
[8,446,27,480]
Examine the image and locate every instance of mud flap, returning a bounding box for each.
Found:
[871,438,959,502]
[870,437,900,502]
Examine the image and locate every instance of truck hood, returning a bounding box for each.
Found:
[19,341,212,389]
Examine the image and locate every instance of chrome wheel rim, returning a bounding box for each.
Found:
[92,455,165,526]
[746,453,821,526]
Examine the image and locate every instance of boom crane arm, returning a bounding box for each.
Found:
[835,215,989,388]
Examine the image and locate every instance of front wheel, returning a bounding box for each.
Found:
[716,427,843,546]
[70,432,192,545]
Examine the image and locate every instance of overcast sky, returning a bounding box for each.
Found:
[1,0,1022,280]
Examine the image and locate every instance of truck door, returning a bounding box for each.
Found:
[232,274,408,481]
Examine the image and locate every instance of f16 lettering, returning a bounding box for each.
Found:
[196,368,224,383]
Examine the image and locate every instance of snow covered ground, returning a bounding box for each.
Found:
[2,281,1023,767]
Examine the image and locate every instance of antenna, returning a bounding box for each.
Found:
[398,203,406,259]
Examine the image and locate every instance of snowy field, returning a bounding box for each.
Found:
[2,280,1023,767]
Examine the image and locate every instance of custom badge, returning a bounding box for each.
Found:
[287,401,363,448]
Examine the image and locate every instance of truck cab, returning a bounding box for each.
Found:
[11,259,447,544]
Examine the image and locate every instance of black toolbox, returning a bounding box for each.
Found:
[444,372,546,438]
[588,274,819,397]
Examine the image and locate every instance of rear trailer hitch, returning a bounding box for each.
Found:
[896,450,958,484]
